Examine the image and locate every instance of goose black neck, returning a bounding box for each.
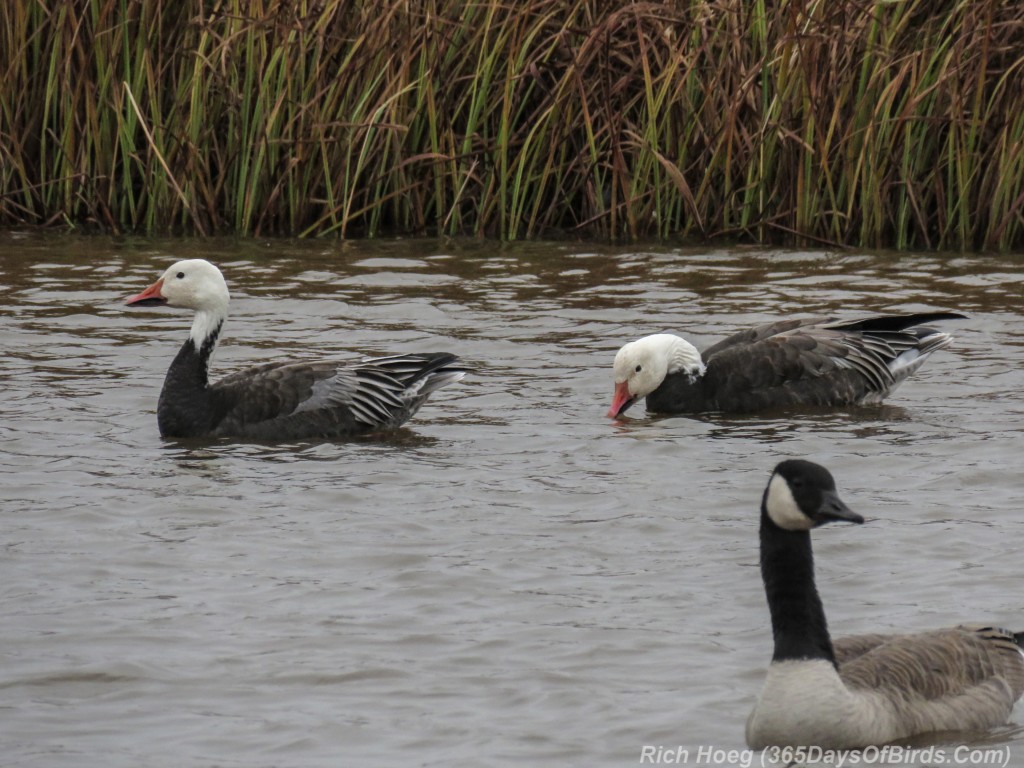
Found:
[646,369,707,413]
[760,509,836,665]
[155,323,222,438]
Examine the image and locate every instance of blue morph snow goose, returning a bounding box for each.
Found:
[607,312,966,418]
[126,259,466,439]
[747,459,1024,749]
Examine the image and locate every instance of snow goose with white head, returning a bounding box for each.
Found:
[126,259,466,440]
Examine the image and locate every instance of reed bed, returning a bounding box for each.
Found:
[3,0,1024,248]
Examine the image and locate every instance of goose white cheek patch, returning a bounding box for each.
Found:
[765,473,814,531]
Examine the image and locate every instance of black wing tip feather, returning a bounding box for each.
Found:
[408,354,469,394]
[833,312,969,333]
[363,352,471,377]
[417,352,472,375]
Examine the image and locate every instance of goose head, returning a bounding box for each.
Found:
[607,334,705,418]
[763,460,864,531]
[126,259,230,347]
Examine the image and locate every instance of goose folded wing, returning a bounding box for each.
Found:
[702,327,875,395]
[209,361,344,426]
[699,317,825,359]
[838,627,1024,702]
[358,353,467,398]
[809,328,902,392]
[834,633,900,666]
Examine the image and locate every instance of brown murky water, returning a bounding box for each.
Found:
[2,233,1024,767]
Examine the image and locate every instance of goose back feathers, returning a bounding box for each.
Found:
[127,259,466,440]
[746,460,1024,749]
[609,312,966,418]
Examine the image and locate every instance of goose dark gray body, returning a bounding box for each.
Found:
[609,312,966,417]
[128,259,466,440]
[158,340,465,440]
[746,460,1024,749]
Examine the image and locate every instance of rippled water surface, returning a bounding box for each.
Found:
[3,234,1024,768]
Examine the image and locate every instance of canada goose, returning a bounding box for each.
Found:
[607,312,966,418]
[746,459,1024,749]
[126,259,467,439]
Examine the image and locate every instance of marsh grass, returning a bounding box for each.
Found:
[3,0,1024,248]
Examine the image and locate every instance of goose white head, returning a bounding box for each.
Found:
[763,460,864,531]
[126,259,231,347]
[607,334,705,418]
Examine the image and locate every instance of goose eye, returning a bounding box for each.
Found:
[176,272,185,279]
[634,364,642,373]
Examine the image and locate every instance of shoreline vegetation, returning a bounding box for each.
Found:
[3,0,1024,249]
